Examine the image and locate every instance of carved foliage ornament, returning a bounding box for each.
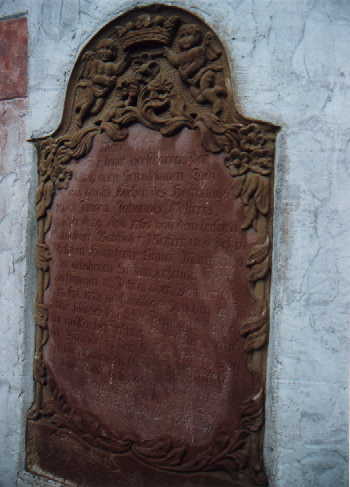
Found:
[27,5,279,487]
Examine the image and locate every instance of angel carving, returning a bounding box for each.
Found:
[165,24,227,116]
[73,39,127,127]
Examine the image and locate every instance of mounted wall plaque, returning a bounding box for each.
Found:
[27,5,279,486]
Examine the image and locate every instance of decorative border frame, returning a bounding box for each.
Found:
[27,5,279,486]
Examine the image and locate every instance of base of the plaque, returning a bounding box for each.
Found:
[27,419,264,487]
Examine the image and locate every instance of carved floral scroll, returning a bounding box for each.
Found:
[27,5,279,487]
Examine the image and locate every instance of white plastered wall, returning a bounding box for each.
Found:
[0,1,348,486]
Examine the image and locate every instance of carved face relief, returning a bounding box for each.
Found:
[96,40,116,61]
[141,76,173,115]
[27,5,279,487]
[131,52,160,82]
[176,24,203,50]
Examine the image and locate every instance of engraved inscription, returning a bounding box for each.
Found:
[45,126,257,445]
[28,5,278,486]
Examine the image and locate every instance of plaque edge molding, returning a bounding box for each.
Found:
[27,4,280,486]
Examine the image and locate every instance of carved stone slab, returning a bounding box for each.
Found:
[27,5,279,487]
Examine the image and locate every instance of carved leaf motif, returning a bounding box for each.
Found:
[36,243,51,271]
[240,389,264,433]
[36,180,54,219]
[55,145,72,166]
[112,108,139,128]
[241,173,259,204]
[240,310,268,353]
[101,122,128,141]
[244,323,267,352]
[241,203,257,231]
[248,256,270,283]
[240,310,266,337]
[233,175,246,198]
[195,119,222,153]
[35,304,48,329]
[44,211,52,234]
[240,124,265,151]
[225,149,250,176]
[250,149,273,176]
[55,168,72,190]
[70,129,98,160]
[34,360,47,385]
[159,117,192,136]
[255,177,270,215]
[247,238,270,267]
[29,7,279,485]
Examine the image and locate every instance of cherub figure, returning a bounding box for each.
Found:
[194,69,227,116]
[74,39,126,127]
[165,24,210,85]
[165,24,226,115]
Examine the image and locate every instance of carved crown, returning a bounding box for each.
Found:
[116,14,180,50]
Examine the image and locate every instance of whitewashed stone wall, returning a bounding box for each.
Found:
[0,1,348,486]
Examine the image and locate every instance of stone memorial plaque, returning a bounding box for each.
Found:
[27,5,279,486]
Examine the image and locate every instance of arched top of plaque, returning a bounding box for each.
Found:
[29,5,280,487]
[34,3,279,237]
[59,3,246,137]
[34,4,278,143]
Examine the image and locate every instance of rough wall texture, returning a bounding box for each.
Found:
[0,1,348,486]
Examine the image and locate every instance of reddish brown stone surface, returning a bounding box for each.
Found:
[26,5,278,485]
[0,17,27,100]
[31,125,261,485]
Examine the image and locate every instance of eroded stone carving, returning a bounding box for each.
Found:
[27,5,279,487]
[74,39,126,128]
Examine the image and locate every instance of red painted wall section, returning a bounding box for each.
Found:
[0,17,27,100]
